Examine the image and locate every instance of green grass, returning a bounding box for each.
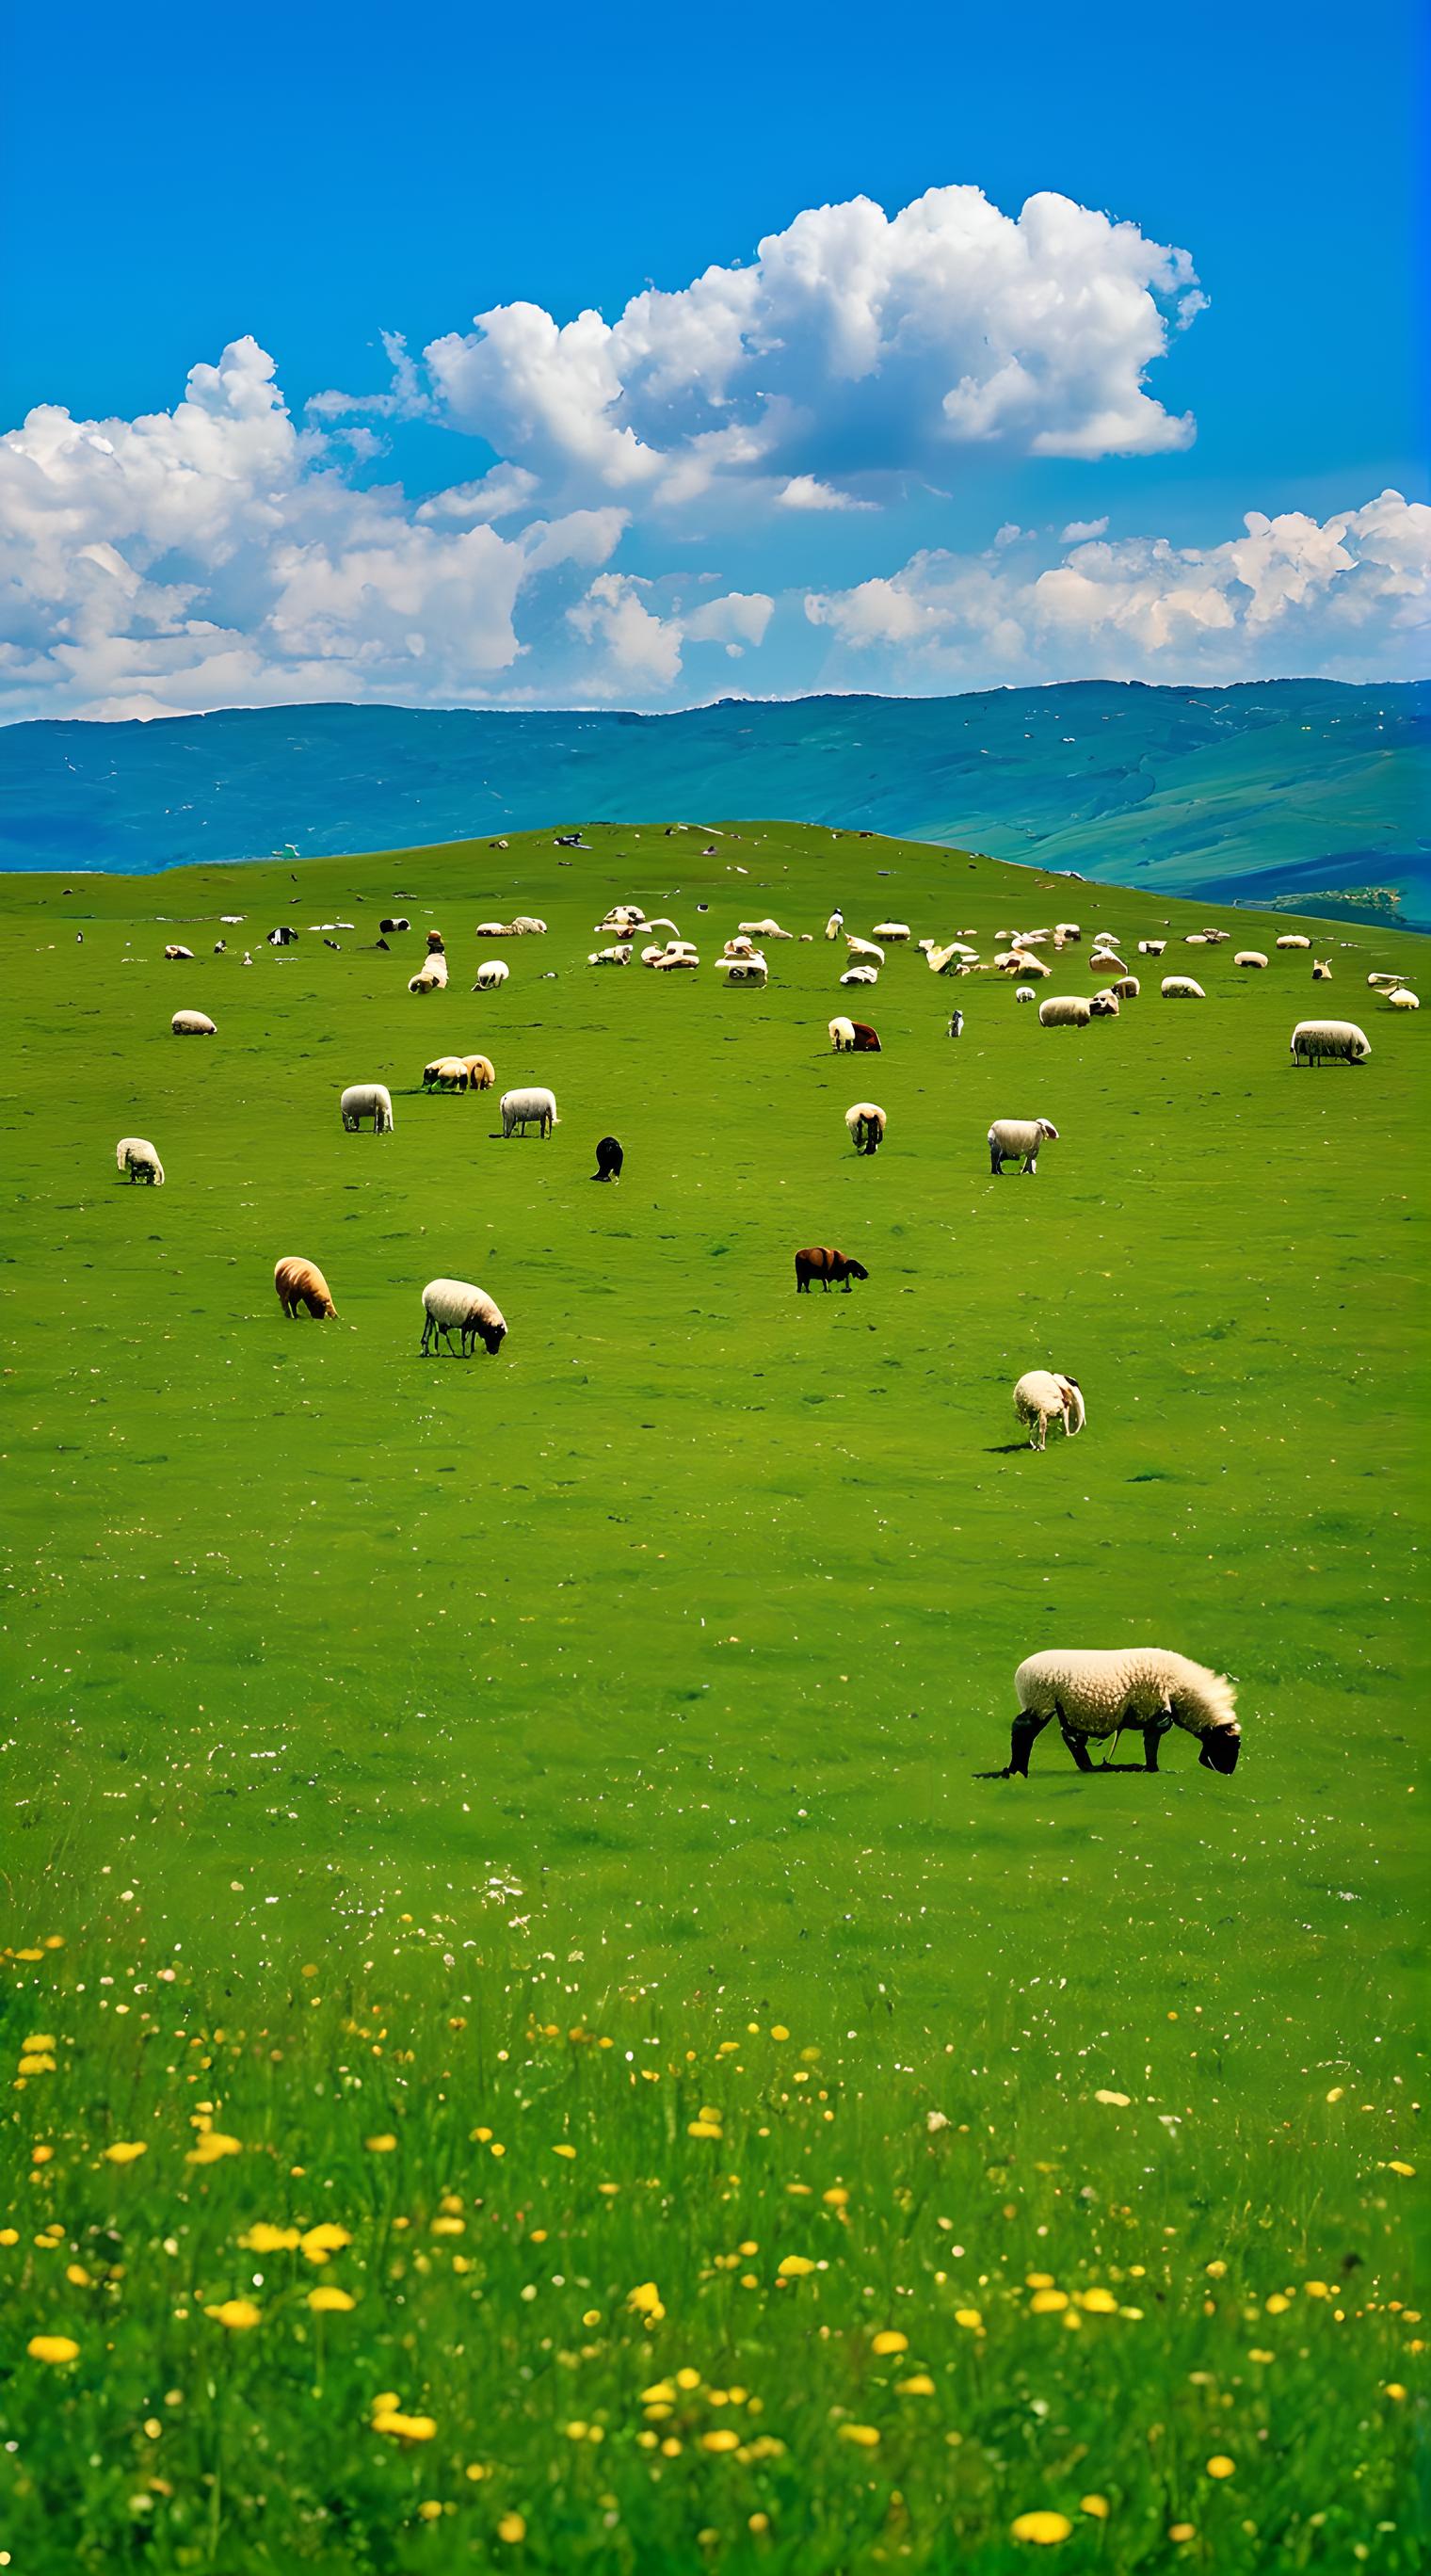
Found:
[1,822,1426,2570]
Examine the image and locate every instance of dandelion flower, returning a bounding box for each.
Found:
[1206,2455,1235,2480]
[1081,2496,1110,2520]
[700,2429,740,2453]
[687,2120,722,2140]
[1031,2290,1069,2314]
[240,2225,300,2254]
[1387,2161,1416,2178]
[553,2144,576,2160]
[955,2308,983,2331]
[1248,2348,1275,2365]
[1078,2288,1118,2314]
[823,2186,849,2208]
[496,2512,525,2541]
[418,2501,442,2521]
[372,2407,436,2440]
[1169,2524,1196,2543]
[1325,2086,1344,2102]
[1385,2383,1407,2401]
[27,2335,79,2365]
[186,2132,241,2166]
[770,2026,790,2043]
[1011,2510,1073,2544]
[19,2054,56,2076]
[1094,2090,1131,2108]
[300,2224,350,2262]
[205,2299,262,2330]
[307,2287,356,2313]
[675,2368,701,2391]
[365,2134,397,2153]
[628,2280,663,2316]
[872,2330,908,2356]
[777,2256,815,2278]
[840,2424,880,2448]
[103,2142,148,2165]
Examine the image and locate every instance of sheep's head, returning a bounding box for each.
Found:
[1198,1723,1241,1775]
[846,1261,870,1281]
[1037,1119,1059,1141]
[477,1318,507,1357]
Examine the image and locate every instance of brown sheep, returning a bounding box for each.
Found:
[849,1021,881,1052]
[274,1257,337,1320]
[795,1247,871,1294]
[462,1055,496,1089]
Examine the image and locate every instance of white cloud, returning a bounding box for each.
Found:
[805,492,1431,685]
[1061,515,1109,542]
[567,573,683,694]
[415,185,1200,509]
[683,590,776,652]
[777,475,874,512]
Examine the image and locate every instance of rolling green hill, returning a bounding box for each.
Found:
[1,823,1424,2572]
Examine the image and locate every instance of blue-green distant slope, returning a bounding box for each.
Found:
[1,676,1425,925]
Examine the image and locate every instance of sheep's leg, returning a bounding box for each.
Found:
[1141,1709,1174,1772]
[1022,1154,1037,1175]
[989,1149,1003,1175]
[1055,1703,1096,1772]
[998,1711,1051,1778]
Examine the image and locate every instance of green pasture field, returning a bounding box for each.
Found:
[0,823,1425,2571]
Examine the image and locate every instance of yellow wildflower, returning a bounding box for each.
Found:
[27,2335,79,2364]
[186,2132,241,2165]
[554,2144,576,2160]
[496,2513,525,2543]
[1078,2288,1118,2314]
[1206,2455,1235,2480]
[1095,2089,1131,2108]
[300,2224,351,2262]
[1081,2497,1110,2520]
[1011,2511,1073,2544]
[1169,2524,1196,2543]
[955,2308,983,2331]
[897,2375,936,2395]
[307,2287,356,2313]
[372,2407,437,2441]
[840,2423,880,2448]
[1031,2290,1069,2314]
[627,2281,664,2319]
[365,2134,397,2153]
[103,2142,148,2165]
[777,2255,815,2278]
[240,2225,300,2254]
[700,2429,740,2453]
[205,2299,262,2330]
[1387,2161,1416,2178]
[872,2329,908,2356]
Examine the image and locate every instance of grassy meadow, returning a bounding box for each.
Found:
[0,821,1426,2570]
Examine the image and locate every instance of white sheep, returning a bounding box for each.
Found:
[475,920,512,937]
[845,1102,887,1154]
[1010,952,1053,978]
[500,1086,559,1136]
[1366,972,1404,989]
[947,1008,965,1038]
[1112,975,1140,1000]
[825,910,844,940]
[341,1083,394,1132]
[1386,989,1420,1010]
[989,1117,1058,1175]
[409,956,448,993]
[116,1136,164,1184]
[1161,975,1205,1000]
[171,1009,216,1035]
[1290,1019,1371,1066]
[474,959,509,990]
[653,950,699,971]
[587,944,633,966]
[422,1056,471,1092]
[738,918,792,940]
[995,1646,1240,1778]
[164,943,194,961]
[723,935,757,958]
[828,1015,858,1051]
[1089,988,1121,1018]
[1013,1369,1085,1450]
[717,957,768,985]
[420,1278,507,1357]
[1235,951,1269,969]
[845,937,885,964]
[1038,995,1091,1029]
[1015,986,1036,1004]
[870,921,910,942]
[510,915,547,935]
[1312,960,1332,981]
[1276,934,1311,950]
[1138,939,1166,957]
[1056,923,1082,942]
[1184,933,1212,947]
[840,964,878,987]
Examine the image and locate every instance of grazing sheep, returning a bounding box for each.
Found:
[1089,951,1126,975]
[870,921,910,942]
[989,1117,1058,1175]
[1016,986,1036,1004]
[1277,933,1311,950]
[420,1278,507,1357]
[474,959,509,990]
[1089,989,1121,1018]
[947,1009,965,1038]
[340,1083,394,1132]
[1185,933,1212,947]
[379,916,410,934]
[1013,1369,1085,1450]
[116,1136,164,1185]
[992,1648,1241,1778]
[1290,1019,1371,1066]
[1112,975,1140,1000]
[1386,988,1420,1010]
[846,1020,880,1051]
[1312,960,1332,981]
[164,943,194,961]
[593,1135,623,1182]
[500,1086,559,1136]
[1038,995,1091,1029]
[587,944,633,966]
[462,1055,495,1088]
[795,1246,870,1293]
[1161,975,1205,1000]
[840,964,879,987]
[1011,952,1053,978]
[409,956,448,993]
[1235,951,1269,969]
[213,941,226,953]
[171,1009,216,1036]
[739,918,793,940]
[845,1102,887,1155]
[828,1015,857,1052]
[825,910,844,940]
[422,1056,471,1091]
[274,1256,336,1320]
[1138,939,1166,957]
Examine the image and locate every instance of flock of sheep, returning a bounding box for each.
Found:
[115,863,1421,1782]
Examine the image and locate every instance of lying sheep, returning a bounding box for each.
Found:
[1089,989,1120,1018]
[1038,994,1091,1029]
[1277,934,1311,950]
[1089,951,1125,976]
[1016,986,1036,1004]
[1112,975,1140,1000]
[845,1102,887,1154]
[840,964,878,987]
[1386,988,1420,1010]
[1013,1369,1085,1450]
[164,943,194,961]
[274,1256,336,1320]
[845,937,885,964]
[724,936,757,958]
[1056,922,1082,942]
[420,1278,507,1357]
[1161,976,1205,1000]
[1138,939,1166,957]
[379,915,410,934]
[719,958,768,985]
[795,1246,870,1293]
[870,921,910,942]
[501,1086,559,1136]
[116,1136,164,1184]
[828,1015,857,1052]
[587,944,633,966]
[171,1009,216,1035]
[341,1083,394,1132]
[422,1056,470,1091]
[474,959,509,990]
[1291,1019,1371,1066]
[1010,952,1053,978]
[994,1646,1240,1778]
[476,919,515,938]
[510,914,547,935]
[989,1117,1058,1175]
[1312,959,1332,981]
[739,917,793,940]
[1235,951,1269,970]
[654,950,699,971]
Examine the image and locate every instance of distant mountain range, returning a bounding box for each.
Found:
[2,679,1425,927]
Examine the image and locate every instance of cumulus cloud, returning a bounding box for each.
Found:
[777,475,874,511]
[1061,515,1109,542]
[805,492,1431,685]
[410,185,1201,510]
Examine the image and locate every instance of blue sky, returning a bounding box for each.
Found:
[1,0,1424,716]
